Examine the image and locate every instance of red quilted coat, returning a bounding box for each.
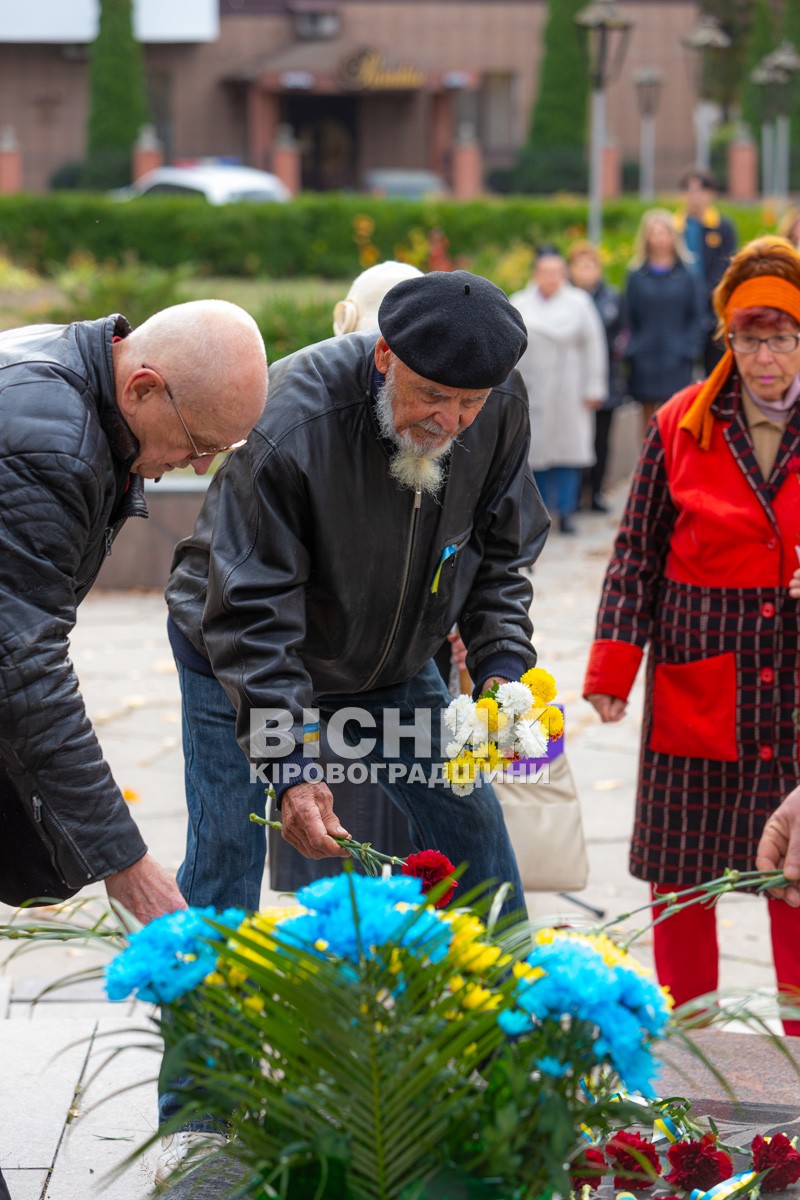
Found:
[584,375,800,885]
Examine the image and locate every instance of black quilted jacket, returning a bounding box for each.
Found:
[0,315,149,892]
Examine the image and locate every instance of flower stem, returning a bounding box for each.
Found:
[249,813,406,870]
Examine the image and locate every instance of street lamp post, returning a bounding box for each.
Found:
[634,67,663,201]
[681,13,731,171]
[761,40,800,205]
[750,60,787,202]
[575,0,633,245]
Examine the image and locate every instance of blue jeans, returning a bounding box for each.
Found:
[161,658,526,1126]
[175,658,525,918]
[533,466,581,517]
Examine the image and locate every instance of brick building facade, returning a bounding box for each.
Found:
[1,0,704,193]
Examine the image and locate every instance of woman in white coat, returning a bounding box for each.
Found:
[511,245,608,533]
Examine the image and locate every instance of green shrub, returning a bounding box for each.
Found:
[44,252,190,327]
[254,293,337,361]
[0,191,778,285]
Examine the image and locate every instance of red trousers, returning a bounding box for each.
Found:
[651,885,800,1037]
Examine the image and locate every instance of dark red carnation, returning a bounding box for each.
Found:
[665,1134,733,1191]
[570,1146,606,1191]
[605,1130,661,1191]
[752,1133,800,1192]
[401,850,458,907]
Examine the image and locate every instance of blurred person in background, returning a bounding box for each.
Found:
[674,167,737,374]
[567,240,625,514]
[623,208,703,435]
[511,245,606,535]
[584,236,800,1031]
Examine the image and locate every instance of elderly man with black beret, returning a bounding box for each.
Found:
[167,268,547,910]
[159,268,548,1167]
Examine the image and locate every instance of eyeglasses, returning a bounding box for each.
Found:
[728,332,800,355]
[142,363,248,459]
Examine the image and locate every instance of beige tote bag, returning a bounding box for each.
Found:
[493,752,589,892]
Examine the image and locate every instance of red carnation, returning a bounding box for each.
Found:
[752,1133,800,1192]
[570,1146,606,1192]
[401,850,458,907]
[786,455,800,474]
[605,1130,661,1191]
[665,1134,733,1192]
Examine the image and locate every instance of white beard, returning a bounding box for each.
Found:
[375,363,454,496]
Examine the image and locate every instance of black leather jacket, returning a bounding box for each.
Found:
[167,332,550,756]
[0,316,149,891]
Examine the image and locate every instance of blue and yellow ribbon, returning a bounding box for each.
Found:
[431,544,457,594]
[689,1170,758,1200]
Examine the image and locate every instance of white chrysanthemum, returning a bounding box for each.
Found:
[445,740,465,759]
[443,694,477,736]
[495,681,535,719]
[451,781,475,797]
[513,718,548,759]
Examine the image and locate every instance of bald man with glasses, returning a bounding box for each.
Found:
[0,299,267,924]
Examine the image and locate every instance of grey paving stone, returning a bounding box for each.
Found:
[45,1021,160,1200]
[1,1018,96,1170]
[2,1169,49,1200]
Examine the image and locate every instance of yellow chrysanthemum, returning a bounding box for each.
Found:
[538,705,564,740]
[446,913,510,974]
[520,667,558,706]
[475,696,500,735]
[513,961,545,982]
[444,751,480,785]
[459,982,502,1012]
[533,927,647,977]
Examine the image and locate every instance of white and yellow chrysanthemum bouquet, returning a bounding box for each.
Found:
[443,667,565,795]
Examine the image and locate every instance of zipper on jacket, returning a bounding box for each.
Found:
[31,789,94,879]
[82,522,120,595]
[361,487,422,690]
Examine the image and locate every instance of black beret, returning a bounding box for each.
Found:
[377,270,528,389]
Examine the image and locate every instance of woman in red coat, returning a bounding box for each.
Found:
[584,236,800,1030]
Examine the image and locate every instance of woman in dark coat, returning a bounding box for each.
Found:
[584,236,800,1030]
[568,240,626,511]
[623,208,704,434]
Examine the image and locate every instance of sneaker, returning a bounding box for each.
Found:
[154,1130,227,1185]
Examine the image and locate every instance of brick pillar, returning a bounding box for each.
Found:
[0,127,22,194]
[602,141,621,200]
[247,86,279,171]
[452,122,483,198]
[727,134,758,201]
[132,125,163,182]
[271,124,301,195]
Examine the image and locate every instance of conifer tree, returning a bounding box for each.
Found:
[83,0,149,188]
[527,0,588,151]
[498,0,590,193]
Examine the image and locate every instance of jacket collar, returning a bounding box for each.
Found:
[73,313,139,468]
[674,205,722,232]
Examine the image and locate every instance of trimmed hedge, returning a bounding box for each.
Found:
[0,192,775,282]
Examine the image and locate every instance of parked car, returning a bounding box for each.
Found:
[362,169,450,199]
[113,163,292,204]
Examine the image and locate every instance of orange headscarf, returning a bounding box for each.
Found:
[679,276,800,449]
